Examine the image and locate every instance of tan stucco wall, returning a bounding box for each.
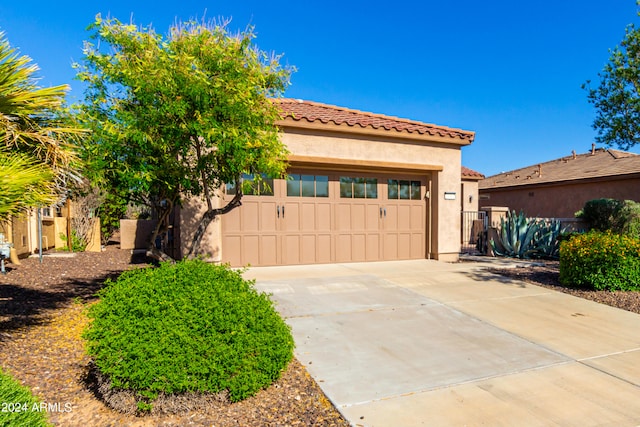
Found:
[480,176,640,219]
[8,215,30,256]
[54,217,67,248]
[23,211,56,253]
[281,129,458,169]
[178,196,223,261]
[85,220,102,252]
[461,179,480,212]
[42,220,56,251]
[120,219,158,250]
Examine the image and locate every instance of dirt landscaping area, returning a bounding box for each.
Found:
[0,242,349,427]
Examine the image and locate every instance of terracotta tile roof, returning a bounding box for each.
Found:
[479,147,640,189]
[275,98,475,143]
[462,166,485,179]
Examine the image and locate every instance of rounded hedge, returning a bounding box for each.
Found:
[559,230,640,291]
[84,260,294,409]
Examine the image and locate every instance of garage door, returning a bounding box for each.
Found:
[221,171,427,266]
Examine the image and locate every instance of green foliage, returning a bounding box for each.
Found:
[536,219,566,259]
[75,15,294,256]
[58,229,87,252]
[84,260,294,409]
[584,9,640,150]
[0,150,55,223]
[491,210,539,258]
[0,367,51,427]
[96,191,128,245]
[575,198,624,231]
[559,231,640,291]
[491,210,565,259]
[615,200,640,239]
[576,198,640,238]
[0,31,84,209]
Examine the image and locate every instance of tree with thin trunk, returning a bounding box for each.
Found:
[76,15,292,260]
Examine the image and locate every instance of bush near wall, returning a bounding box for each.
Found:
[616,200,640,239]
[575,198,624,232]
[576,198,640,238]
[84,260,294,411]
[559,231,640,291]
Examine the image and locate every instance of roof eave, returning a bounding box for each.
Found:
[479,171,640,190]
[276,117,474,147]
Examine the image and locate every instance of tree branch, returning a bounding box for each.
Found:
[185,177,243,259]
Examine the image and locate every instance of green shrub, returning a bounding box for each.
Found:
[97,191,128,245]
[615,200,640,239]
[0,367,51,427]
[84,260,294,410]
[575,198,640,238]
[58,230,87,252]
[559,230,640,291]
[575,198,624,231]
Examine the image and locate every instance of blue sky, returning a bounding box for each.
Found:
[1,1,638,177]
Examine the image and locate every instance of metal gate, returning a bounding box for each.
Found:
[461,211,487,254]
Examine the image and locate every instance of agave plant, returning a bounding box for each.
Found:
[491,210,566,259]
[491,210,542,259]
[535,219,566,259]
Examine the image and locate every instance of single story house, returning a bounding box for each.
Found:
[479,145,640,218]
[177,99,476,266]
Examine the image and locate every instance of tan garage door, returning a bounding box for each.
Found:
[221,171,427,266]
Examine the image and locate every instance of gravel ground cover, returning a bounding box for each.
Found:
[487,260,640,314]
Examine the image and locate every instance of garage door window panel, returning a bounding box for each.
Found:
[226,173,274,196]
[287,174,329,197]
[388,179,421,200]
[340,176,378,199]
[411,181,421,200]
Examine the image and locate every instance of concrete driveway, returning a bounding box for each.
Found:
[245,259,640,426]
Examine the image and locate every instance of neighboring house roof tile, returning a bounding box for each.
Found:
[462,166,485,179]
[275,98,475,144]
[480,147,640,189]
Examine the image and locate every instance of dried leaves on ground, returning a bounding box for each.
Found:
[0,245,348,427]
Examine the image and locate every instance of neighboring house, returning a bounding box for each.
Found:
[177,99,476,266]
[1,208,59,258]
[479,146,640,218]
[461,166,485,212]
[0,201,100,258]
